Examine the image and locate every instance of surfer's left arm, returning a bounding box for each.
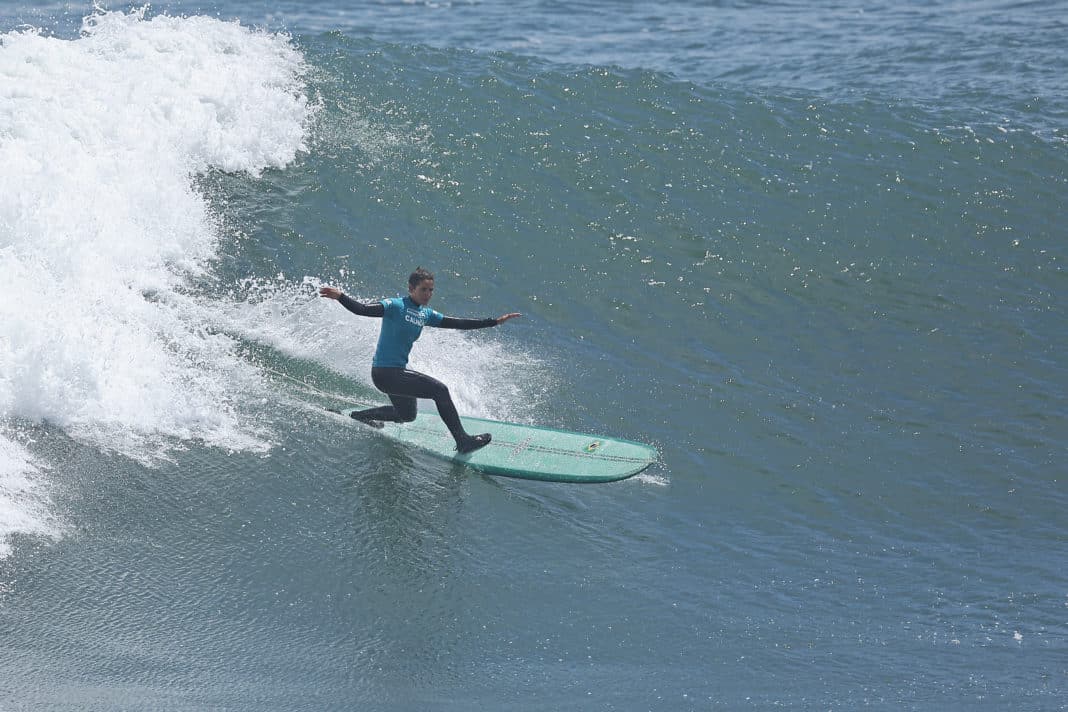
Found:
[439,312,522,329]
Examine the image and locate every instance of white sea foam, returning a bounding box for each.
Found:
[0,8,312,556]
[0,437,62,558]
[634,471,669,487]
[217,277,552,423]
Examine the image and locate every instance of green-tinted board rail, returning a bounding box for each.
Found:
[332,408,657,483]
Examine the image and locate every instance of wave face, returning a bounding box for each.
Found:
[1,3,1066,709]
[0,8,311,550]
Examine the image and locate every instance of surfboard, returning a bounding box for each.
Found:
[330,408,657,483]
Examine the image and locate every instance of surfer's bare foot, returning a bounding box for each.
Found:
[457,433,491,454]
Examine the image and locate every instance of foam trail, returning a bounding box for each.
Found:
[216,278,553,423]
[0,8,312,556]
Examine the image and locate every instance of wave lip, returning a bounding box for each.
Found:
[0,7,312,556]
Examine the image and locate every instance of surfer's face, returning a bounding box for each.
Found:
[409,279,434,305]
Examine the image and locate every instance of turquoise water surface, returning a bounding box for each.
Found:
[1,2,1065,709]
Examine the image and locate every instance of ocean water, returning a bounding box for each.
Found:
[1,1,1065,709]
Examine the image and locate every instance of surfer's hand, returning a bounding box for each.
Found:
[319,286,342,300]
[496,312,522,325]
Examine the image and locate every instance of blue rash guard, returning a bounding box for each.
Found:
[337,293,496,367]
[374,296,444,367]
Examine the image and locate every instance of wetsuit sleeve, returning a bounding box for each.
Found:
[338,293,385,318]
[438,316,498,330]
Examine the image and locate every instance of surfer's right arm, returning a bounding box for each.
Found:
[319,286,385,318]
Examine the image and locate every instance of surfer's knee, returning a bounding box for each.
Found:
[422,378,448,399]
[431,386,454,407]
[386,395,417,423]
[394,402,417,422]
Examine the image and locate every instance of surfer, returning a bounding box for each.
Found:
[319,268,522,454]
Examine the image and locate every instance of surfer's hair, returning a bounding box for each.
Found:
[409,267,434,288]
